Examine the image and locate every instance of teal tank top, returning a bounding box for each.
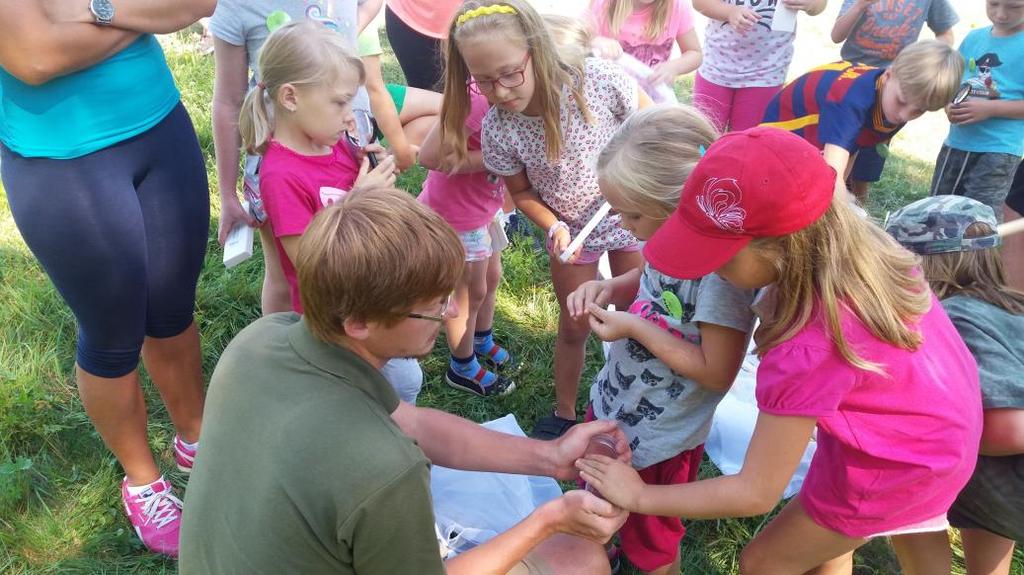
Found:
[0,35,180,159]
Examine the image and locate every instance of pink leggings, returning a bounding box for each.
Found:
[692,72,781,133]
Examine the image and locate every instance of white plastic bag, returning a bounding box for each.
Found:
[431,414,563,558]
[706,351,817,499]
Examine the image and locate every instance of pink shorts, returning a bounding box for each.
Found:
[582,405,703,571]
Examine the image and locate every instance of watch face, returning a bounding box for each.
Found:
[91,0,115,22]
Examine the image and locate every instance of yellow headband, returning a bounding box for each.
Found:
[456,5,517,26]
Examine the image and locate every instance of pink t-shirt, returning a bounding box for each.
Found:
[482,58,639,254]
[259,139,361,313]
[385,0,462,39]
[755,295,982,537]
[589,0,695,68]
[418,94,504,232]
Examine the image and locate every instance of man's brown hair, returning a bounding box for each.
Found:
[296,187,465,341]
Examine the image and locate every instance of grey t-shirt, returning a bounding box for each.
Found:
[942,295,1024,541]
[591,269,756,469]
[839,0,959,67]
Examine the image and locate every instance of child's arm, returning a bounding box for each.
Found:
[363,54,418,171]
[647,28,702,86]
[692,0,759,32]
[418,116,484,174]
[565,269,643,320]
[823,143,855,198]
[356,0,383,33]
[279,235,302,266]
[934,27,954,45]
[593,313,748,392]
[979,408,1024,456]
[831,0,876,43]
[504,172,575,259]
[577,412,816,518]
[948,99,1024,125]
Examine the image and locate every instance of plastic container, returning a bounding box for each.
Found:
[582,434,620,499]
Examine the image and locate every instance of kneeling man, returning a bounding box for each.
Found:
[179,188,626,574]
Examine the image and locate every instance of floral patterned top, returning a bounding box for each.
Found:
[482,57,640,254]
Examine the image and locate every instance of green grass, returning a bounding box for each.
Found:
[0,30,1021,574]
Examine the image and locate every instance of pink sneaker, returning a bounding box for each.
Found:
[121,477,183,557]
[173,435,197,474]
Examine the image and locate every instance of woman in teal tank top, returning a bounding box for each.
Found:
[0,0,215,558]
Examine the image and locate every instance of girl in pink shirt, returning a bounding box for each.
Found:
[588,0,702,87]
[578,127,983,573]
[418,91,515,397]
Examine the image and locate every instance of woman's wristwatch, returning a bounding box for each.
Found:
[90,0,115,25]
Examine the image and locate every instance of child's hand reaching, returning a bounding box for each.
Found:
[948,100,995,125]
[548,224,581,263]
[727,5,759,32]
[566,279,614,319]
[590,36,624,60]
[586,303,642,341]
[354,144,397,191]
[576,454,646,512]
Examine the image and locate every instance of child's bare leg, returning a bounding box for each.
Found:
[550,257,601,420]
[850,180,871,203]
[475,250,502,333]
[398,87,441,146]
[890,530,951,575]
[739,497,867,575]
[258,225,291,314]
[447,260,488,358]
[961,528,1015,575]
[805,551,854,575]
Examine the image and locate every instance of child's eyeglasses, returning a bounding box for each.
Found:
[406,294,453,322]
[467,53,531,95]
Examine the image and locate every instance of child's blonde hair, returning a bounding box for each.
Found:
[602,0,673,41]
[890,39,964,112]
[442,0,591,167]
[921,223,1024,314]
[752,199,931,373]
[239,21,365,155]
[543,14,593,71]
[597,104,718,219]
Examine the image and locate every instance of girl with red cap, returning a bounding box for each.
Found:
[578,126,983,574]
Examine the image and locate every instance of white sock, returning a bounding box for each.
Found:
[125,476,165,496]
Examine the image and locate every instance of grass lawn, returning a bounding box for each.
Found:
[1,25,1021,575]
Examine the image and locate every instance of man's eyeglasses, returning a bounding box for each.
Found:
[467,53,531,95]
[407,294,452,322]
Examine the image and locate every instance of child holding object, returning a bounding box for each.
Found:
[238,21,423,403]
[443,0,651,438]
[418,88,516,398]
[691,0,827,133]
[586,0,702,88]
[885,195,1024,575]
[577,127,982,574]
[567,104,756,575]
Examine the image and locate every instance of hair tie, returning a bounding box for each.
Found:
[698,144,706,157]
[456,5,517,26]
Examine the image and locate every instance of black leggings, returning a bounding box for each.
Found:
[385,4,445,91]
[1,103,209,378]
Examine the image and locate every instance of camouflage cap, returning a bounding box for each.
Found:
[885,195,1001,255]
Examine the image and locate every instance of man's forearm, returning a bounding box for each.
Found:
[444,506,555,575]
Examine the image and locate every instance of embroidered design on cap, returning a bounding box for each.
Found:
[697,178,746,233]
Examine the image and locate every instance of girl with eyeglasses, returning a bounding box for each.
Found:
[441,0,652,439]
[418,87,516,397]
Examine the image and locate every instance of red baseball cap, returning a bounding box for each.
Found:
[644,127,836,279]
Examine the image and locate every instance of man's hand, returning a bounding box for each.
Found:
[539,490,628,543]
[948,100,995,125]
[587,303,643,342]
[566,279,614,319]
[576,454,647,512]
[548,419,631,481]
